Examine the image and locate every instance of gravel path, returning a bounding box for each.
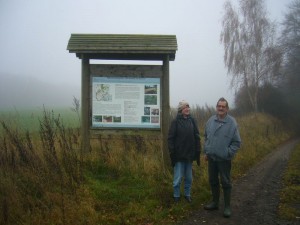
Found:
[178,138,300,225]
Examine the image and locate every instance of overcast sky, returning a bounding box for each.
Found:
[0,0,292,109]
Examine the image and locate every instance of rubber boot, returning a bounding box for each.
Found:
[223,188,231,218]
[204,186,219,210]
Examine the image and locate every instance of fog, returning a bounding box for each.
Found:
[0,0,291,110]
[0,74,80,109]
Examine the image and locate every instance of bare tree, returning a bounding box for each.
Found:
[220,0,282,112]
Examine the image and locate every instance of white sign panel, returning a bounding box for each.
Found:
[92,77,160,128]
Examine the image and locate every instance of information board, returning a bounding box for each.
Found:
[92,76,160,128]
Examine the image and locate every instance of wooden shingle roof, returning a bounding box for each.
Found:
[67,34,177,61]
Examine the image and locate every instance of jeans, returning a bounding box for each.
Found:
[173,162,193,198]
[208,158,232,190]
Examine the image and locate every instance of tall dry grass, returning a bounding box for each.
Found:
[90,133,162,177]
[232,112,291,179]
[0,108,88,225]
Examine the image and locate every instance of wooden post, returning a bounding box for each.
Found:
[81,56,90,152]
[162,55,170,168]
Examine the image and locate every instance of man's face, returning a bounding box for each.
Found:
[216,101,228,119]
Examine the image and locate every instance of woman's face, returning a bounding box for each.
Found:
[182,104,190,117]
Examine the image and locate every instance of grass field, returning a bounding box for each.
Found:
[0,107,80,132]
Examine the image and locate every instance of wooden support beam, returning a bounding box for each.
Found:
[162,55,170,169]
[81,56,90,152]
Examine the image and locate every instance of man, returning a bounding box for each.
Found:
[203,97,241,218]
[168,100,201,203]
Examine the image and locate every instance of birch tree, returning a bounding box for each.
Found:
[220,0,282,112]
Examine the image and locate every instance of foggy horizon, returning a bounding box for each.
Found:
[0,73,80,110]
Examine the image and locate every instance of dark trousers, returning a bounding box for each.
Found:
[208,157,232,190]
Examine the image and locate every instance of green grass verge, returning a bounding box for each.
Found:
[84,164,175,224]
[278,143,300,222]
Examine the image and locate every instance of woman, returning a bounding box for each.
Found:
[168,100,201,203]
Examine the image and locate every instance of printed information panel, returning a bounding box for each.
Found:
[92,77,160,128]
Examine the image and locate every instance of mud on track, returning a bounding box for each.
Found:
[178,138,300,225]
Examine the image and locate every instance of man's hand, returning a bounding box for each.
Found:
[195,151,200,166]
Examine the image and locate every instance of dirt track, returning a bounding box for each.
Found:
[178,138,300,225]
